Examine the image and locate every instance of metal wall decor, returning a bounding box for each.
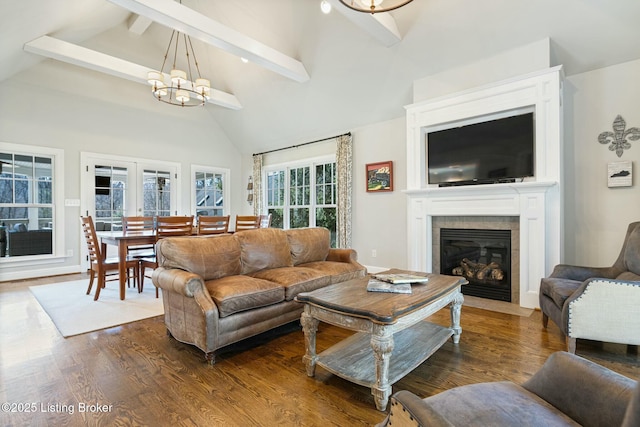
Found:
[598,115,640,157]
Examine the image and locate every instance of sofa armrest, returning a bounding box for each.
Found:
[522,351,636,427]
[153,267,206,297]
[565,278,640,345]
[326,248,359,263]
[376,390,454,427]
[550,264,617,281]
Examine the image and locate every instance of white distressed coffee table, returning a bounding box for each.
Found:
[296,269,465,411]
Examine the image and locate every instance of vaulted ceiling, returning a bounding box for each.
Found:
[2,0,640,154]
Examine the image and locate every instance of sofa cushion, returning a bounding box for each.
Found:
[285,227,330,266]
[540,277,582,309]
[235,228,293,274]
[205,275,285,317]
[424,382,580,426]
[249,267,331,300]
[157,235,241,280]
[300,261,365,284]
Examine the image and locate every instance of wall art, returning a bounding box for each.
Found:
[607,161,632,188]
[598,115,640,157]
[366,161,393,192]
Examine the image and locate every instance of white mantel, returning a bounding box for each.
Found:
[404,67,564,309]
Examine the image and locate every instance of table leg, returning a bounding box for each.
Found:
[118,241,127,300]
[450,290,464,344]
[371,328,394,411]
[301,308,319,377]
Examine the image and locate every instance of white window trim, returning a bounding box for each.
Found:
[190,164,231,217]
[0,142,65,267]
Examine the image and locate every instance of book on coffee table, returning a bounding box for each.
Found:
[373,273,429,284]
[366,278,412,294]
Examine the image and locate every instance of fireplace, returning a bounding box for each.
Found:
[440,228,511,302]
[404,67,564,308]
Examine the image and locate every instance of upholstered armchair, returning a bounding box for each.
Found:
[539,221,640,353]
[376,352,639,427]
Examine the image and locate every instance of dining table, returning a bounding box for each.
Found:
[100,230,157,300]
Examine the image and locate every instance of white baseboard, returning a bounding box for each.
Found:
[0,265,82,282]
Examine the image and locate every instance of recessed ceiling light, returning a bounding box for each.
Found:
[241,57,249,63]
[320,0,332,14]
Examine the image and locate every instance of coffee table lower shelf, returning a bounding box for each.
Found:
[316,321,453,388]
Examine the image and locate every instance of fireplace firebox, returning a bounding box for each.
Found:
[440,228,511,302]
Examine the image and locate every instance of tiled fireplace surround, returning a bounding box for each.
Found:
[404,67,564,309]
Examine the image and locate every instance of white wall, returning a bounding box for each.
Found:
[0,63,243,280]
[352,117,407,271]
[563,58,640,266]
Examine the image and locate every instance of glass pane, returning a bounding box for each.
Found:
[268,208,284,229]
[14,180,31,203]
[0,179,12,203]
[2,206,53,257]
[14,155,33,180]
[316,207,336,247]
[289,208,309,229]
[37,179,52,204]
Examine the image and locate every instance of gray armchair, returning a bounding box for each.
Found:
[376,352,639,427]
[539,221,640,353]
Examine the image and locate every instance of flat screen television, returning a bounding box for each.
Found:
[427,112,534,186]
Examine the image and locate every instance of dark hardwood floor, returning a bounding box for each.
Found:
[1,273,638,426]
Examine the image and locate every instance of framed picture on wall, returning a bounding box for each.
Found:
[366,161,393,192]
[608,161,633,187]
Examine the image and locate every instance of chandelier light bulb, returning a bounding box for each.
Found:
[170,69,188,86]
[175,89,190,103]
[153,83,168,97]
[359,0,383,7]
[147,70,165,87]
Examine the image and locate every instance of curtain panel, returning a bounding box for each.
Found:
[252,154,263,216]
[336,134,353,248]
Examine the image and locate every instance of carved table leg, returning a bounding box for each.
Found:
[371,327,394,411]
[450,290,464,344]
[301,308,319,377]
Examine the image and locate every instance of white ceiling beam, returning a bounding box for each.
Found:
[328,0,402,47]
[23,36,242,110]
[128,14,153,35]
[108,0,310,83]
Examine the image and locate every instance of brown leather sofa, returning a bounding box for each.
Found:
[152,227,366,364]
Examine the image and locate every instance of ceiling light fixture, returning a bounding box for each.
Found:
[320,0,332,14]
[338,0,413,14]
[147,6,210,107]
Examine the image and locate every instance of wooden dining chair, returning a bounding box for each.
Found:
[259,213,272,228]
[235,215,260,231]
[122,216,155,258]
[139,215,194,297]
[81,216,139,301]
[197,215,230,235]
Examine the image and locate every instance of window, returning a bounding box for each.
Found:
[143,169,172,217]
[265,157,337,246]
[192,166,229,219]
[94,165,127,227]
[0,143,64,260]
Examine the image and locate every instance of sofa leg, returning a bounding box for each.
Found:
[205,352,216,365]
[542,313,549,328]
[567,337,577,354]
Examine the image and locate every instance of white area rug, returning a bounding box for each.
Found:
[30,278,164,337]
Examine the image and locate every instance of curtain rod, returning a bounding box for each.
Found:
[252,132,351,157]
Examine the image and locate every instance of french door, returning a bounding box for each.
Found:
[81,153,179,229]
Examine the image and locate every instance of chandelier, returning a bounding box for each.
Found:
[339,0,414,14]
[147,28,210,107]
